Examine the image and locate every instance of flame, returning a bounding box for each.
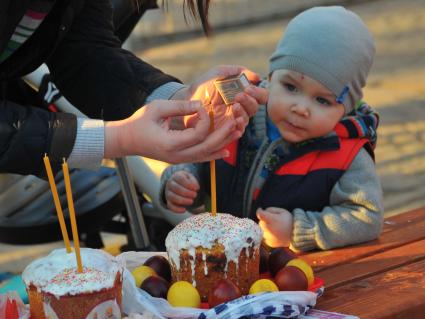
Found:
[205,90,210,104]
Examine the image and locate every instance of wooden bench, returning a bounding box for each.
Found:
[302,207,425,319]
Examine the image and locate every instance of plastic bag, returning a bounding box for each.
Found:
[0,292,30,319]
[118,251,318,319]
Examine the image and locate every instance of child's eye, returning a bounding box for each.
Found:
[284,83,297,92]
[316,97,331,105]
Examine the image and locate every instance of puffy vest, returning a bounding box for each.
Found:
[215,136,369,218]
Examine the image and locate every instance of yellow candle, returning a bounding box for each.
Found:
[209,110,217,216]
[43,154,71,253]
[62,159,83,273]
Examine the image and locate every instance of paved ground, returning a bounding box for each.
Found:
[131,0,373,49]
[1,0,424,273]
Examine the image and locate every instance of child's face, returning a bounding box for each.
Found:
[267,70,345,143]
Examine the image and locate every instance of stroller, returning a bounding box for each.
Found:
[0,0,183,252]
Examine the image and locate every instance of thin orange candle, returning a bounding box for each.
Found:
[209,108,217,217]
[62,158,83,273]
[43,154,71,253]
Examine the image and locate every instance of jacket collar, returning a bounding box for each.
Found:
[273,133,341,168]
[266,118,341,164]
[247,99,378,169]
[266,101,379,163]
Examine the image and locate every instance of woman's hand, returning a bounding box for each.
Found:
[104,99,240,163]
[256,207,294,248]
[165,171,200,213]
[175,65,268,133]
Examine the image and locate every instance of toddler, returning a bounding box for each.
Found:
[160,6,383,251]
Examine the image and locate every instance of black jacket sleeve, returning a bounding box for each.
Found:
[47,0,180,121]
[0,100,76,176]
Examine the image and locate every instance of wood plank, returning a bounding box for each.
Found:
[382,207,425,225]
[317,239,425,289]
[302,207,425,271]
[316,258,425,319]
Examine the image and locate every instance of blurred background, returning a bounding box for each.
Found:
[1,0,424,273]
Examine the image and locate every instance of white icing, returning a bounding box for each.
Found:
[202,252,208,276]
[165,213,262,276]
[22,248,124,298]
[186,246,196,286]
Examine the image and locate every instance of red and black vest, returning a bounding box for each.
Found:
[212,133,371,219]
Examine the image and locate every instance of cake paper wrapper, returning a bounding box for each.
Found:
[119,251,318,319]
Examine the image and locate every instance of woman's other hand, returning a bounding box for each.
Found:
[177,65,268,133]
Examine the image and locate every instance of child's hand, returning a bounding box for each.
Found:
[256,207,294,248]
[165,171,200,213]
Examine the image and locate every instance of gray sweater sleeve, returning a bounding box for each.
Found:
[291,148,384,252]
[159,163,206,212]
[67,118,104,170]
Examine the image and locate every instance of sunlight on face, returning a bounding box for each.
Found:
[267,70,345,143]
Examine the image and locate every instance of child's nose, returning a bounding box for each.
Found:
[290,103,310,117]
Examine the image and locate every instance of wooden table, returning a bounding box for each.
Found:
[302,207,425,319]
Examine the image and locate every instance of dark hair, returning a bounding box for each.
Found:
[182,0,211,36]
[133,0,211,35]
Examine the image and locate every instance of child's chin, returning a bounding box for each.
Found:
[282,133,305,144]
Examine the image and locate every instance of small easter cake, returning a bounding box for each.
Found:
[165,212,263,301]
[22,248,124,319]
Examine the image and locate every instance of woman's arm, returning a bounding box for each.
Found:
[0,100,76,176]
[47,0,179,121]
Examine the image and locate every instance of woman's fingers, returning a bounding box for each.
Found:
[211,65,249,78]
[241,69,261,84]
[152,99,202,119]
[231,103,249,132]
[213,65,261,83]
[165,104,213,151]
[232,97,254,127]
[170,121,239,163]
[245,85,269,105]
[117,98,242,163]
[234,86,268,116]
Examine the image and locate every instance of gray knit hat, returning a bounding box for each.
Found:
[269,6,375,114]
